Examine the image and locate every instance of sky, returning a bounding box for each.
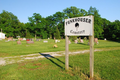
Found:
[0,0,120,23]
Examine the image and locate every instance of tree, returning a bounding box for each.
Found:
[54,27,61,39]
[102,18,111,39]
[45,15,56,39]
[108,20,120,41]
[0,10,20,37]
[28,13,49,39]
[26,30,31,38]
[53,11,65,38]
[88,6,104,39]
[63,6,81,18]
[80,9,88,16]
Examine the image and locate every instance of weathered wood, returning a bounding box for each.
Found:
[89,16,94,79]
[65,36,69,70]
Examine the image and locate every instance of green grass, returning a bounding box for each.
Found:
[0,39,120,57]
[0,39,120,79]
[0,50,120,80]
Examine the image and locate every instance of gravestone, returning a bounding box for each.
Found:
[18,38,23,41]
[74,40,78,44]
[43,40,48,43]
[17,41,21,44]
[8,37,13,41]
[104,38,106,40]
[36,39,41,41]
[26,41,34,44]
[23,38,26,40]
[69,40,71,44]
[80,39,84,43]
[94,38,98,44]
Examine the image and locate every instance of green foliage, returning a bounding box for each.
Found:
[54,27,61,39]
[63,6,81,18]
[0,10,22,37]
[1,7,120,41]
[26,30,31,38]
[69,36,77,41]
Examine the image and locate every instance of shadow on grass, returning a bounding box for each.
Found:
[77,43,88,45]
[39,53,90,78]
[39,53,72,70]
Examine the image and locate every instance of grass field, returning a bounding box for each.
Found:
[0,50,120,80]
[0,39,120,80]
[0,39,120,57]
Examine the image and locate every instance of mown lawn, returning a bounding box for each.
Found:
[0,50,120,80]
[0,39,120,57]
[0,39,120,80]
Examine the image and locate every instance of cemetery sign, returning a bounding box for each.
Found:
[65,15,94,79]
[65,16,93,36]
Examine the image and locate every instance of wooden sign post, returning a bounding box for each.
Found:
[65,36,69,70]
[65,16,94,78]
[89,16,94,78]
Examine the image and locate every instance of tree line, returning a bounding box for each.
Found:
[0,6,120,41]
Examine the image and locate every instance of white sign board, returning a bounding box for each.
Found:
[65,16,93,36]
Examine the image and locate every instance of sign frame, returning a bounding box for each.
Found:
[65,16,93,36]
[65,15,94,79]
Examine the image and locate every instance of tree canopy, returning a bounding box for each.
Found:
[0,6,120,41]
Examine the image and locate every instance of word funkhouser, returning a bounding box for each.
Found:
[65,16,93,36]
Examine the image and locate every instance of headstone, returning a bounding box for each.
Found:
[74,40,78,44]
[26,41,34,44]
[55,40,58,43]
[94,38,98,44]
[69,40,71,44]
[5,40,9,42]
[57,40,60,42]
[104,38,106,40]
[8,37,13,41]
[18,38,23,41]
[29,38,33,41]
[36,39,41,41]
[17,41,21,44]
[5,37,7,39]
[23,38,26,40]
[80,39,84,43]
[43,40,48,43]
[16,36,20,38]
[26,39,30,41]
[13,39,18,41]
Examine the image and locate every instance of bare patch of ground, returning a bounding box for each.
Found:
[3,47,120,66]
[0,49,102,66]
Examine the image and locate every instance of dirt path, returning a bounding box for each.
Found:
[0,49,102,66]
